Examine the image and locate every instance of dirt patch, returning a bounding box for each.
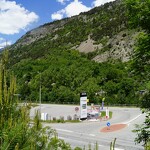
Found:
[100,124,127,132]
[77,35,102,53]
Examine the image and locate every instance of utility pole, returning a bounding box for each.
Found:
[39,72,41,113]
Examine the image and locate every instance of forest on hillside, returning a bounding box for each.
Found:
[10,49,141,105]
[4,0,148,106]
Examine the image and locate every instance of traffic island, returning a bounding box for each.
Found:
[100,124,127,132]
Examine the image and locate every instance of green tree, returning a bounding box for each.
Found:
[131,32,150,79]
[125,0,150,149]
[125,0,150,33]
[0,50,71,149]
[133,92,150,150]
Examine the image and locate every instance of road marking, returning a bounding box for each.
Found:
[87,143,124,149]
[56,128,73,133]
[59,136,124,150]
[124,114,142,125]
[89,134,95,136]
[58,136,66,140]
[56,128,96,137]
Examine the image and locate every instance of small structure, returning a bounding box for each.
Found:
[87,103,99,120]
[41,113,48,120]
[80,92,87,120]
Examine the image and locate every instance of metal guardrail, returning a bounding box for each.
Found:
[19,100,140,107]
[41,101,140,107]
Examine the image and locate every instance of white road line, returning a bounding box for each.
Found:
[59,137,124,150]
[115,148,124,150]
[56,128,96,137]
[124,114,142,125]
[89,134,95,136]
[56,128,73,133]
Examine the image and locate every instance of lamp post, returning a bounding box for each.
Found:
[139,90,146,108]
[39,72,41,113]
[102,97,105,110]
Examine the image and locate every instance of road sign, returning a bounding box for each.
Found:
[80,92,87,120]
[75,107,79,112]
[107,122,110,127]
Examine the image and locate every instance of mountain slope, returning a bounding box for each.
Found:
[4,0,141,104]
[9,0,139,65]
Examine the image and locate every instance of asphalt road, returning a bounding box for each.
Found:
[30,104,145,150]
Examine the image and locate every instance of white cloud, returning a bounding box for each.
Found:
[51,9,65,20]
[0,37,11,48]
[65,0,90,17]
[57,0,70,5]
[92,0,115,7]
[51,0,91,20]
[0,0,39,35]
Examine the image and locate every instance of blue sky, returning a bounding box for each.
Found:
[0,0,115,48]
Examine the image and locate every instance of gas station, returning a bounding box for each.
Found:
[80,92,110,121]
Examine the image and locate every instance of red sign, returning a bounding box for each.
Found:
[75,107,79,112]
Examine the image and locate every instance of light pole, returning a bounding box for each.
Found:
[139,90,145,108]
[102,97,105,110]
[39,72,41,113]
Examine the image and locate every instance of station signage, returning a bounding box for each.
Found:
[80,92,87,120]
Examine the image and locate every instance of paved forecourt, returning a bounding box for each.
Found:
[30,104,81,120]
[30,104,145,150]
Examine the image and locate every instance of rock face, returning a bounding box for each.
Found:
[15,19,68,46]
[77,35,103,53]
[77,30,139,62]
[15,26,138,63]
[9,0,139,63]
